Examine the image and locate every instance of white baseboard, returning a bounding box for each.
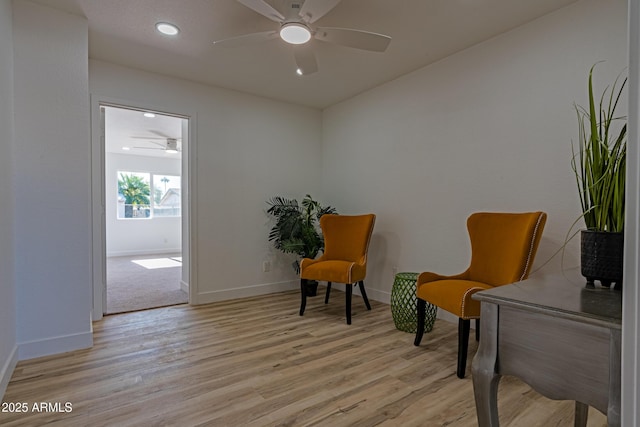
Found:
[194,282,463,328]
[357,286,390,305]
[0,345,18,400]
[193,280,298,305]
[193,279,394,307]
[337,285,462,326]
[106,248,182,258]
[316,283,391,305]
[18,329,93,361]
[435,309,459,325]
[354,287,467,327]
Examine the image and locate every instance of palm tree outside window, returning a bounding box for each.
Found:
[117,172,181,219]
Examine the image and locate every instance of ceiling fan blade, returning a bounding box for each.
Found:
[213,30,279,47]
[150,141,167,148]
[293,45,318,75]
[235,0,284,22]
[149,130,171,138]
[299,0,341,23]
[131,135,183,141]
[314,27,391,52]
[149,130,184,140]
[131,140,165,148]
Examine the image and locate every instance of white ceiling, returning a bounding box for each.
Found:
[104,106,184,159]
[33,0,578,109]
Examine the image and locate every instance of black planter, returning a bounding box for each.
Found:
[581,230,624,289]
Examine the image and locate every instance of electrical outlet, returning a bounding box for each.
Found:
[262,261,271,272]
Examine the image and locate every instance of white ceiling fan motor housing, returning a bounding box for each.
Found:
[279,1,311,45]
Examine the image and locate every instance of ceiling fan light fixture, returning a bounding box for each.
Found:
[156,22,180,36]
[296,68,303,76]
[280,23,311,45]
[165,139,179,154]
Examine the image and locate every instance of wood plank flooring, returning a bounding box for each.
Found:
[2,288,607,426]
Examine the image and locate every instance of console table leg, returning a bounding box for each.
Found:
[472,303,501,426]
[608,329,621,427]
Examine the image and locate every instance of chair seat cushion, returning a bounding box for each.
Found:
[417,280,493,319]
[300,260,365,284]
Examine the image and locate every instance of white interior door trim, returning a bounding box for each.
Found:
[623,0,640,423]
[90,94,197,320]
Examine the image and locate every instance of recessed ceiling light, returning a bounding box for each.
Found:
[122,147,131,151]
[280,23,311,45]
[143,112,156,118]
[156,22,180,36]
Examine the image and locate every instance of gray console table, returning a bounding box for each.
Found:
[471,268,622,427]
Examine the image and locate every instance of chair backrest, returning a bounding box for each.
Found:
[466,211,547,286]
[320,214,376,264]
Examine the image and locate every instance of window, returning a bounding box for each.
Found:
[117,171,180,219]
[153,175,181,217]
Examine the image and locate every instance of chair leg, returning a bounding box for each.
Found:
[414,299,426,346]
[346,283,353,324]
[325,282,332,304]
[457,318,471,378]
[475,318,480,342]
[358,281,371,310]
[299,279,307,316]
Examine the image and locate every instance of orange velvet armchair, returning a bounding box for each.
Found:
[299,214,376,324]
[414,211,547,378]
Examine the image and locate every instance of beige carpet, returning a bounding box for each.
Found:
[106,254,187,314]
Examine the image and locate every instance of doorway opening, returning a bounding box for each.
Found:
[103,105,189,314]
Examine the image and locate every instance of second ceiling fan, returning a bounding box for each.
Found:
[131,131,182,154]
[213,0,392,75]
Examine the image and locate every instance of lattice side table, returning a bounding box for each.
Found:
[391,272,437,333]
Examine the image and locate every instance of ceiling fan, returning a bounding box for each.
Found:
[213,0,392,75]
[131,131,181,154]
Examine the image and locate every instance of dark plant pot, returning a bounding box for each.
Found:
[581,230,624,289]
[306,280,319,297]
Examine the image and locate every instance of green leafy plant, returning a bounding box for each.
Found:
[267,194,337,273]
[572,63,627,232]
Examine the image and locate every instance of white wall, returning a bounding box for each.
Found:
[12,1,92,359]
[106,152,182,257]
[321,0,628,304]
[0,0,17,397]
[90,60,323,304]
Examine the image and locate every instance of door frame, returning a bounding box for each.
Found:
[90,95,198,320]
[623,0,640,423]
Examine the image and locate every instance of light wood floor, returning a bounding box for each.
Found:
[2,288,607,426]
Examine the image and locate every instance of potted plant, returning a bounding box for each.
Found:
[266,194,337,296]
[572,63,627,289]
